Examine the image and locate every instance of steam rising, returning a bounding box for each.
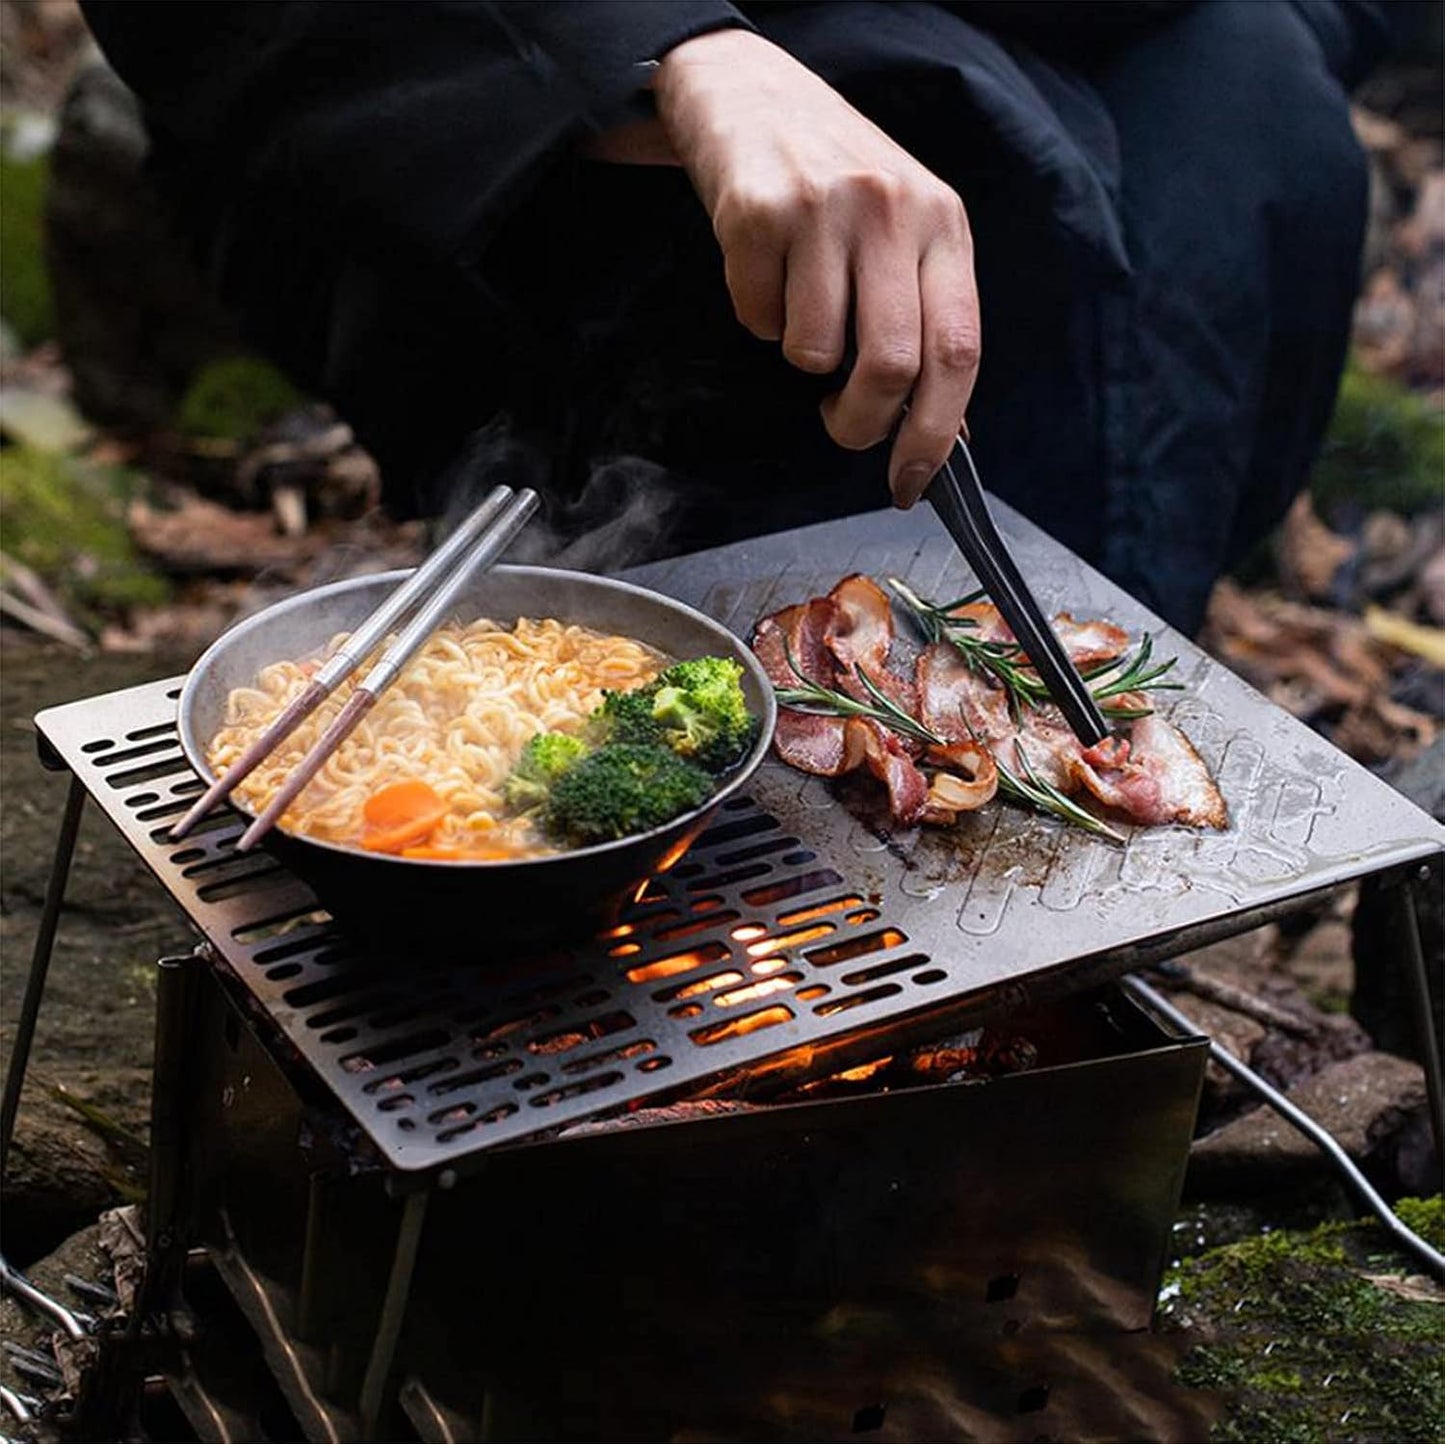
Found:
[438,423,683,575]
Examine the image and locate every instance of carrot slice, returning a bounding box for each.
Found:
[399,844,514,862]
[359,780,447,854]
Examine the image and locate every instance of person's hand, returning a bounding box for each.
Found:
[654,27,979,506]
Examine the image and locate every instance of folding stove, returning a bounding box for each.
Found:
[13,504,1443,1442]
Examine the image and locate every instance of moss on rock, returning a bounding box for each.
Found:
[174,355,303,443]
[0,445,167,619]
[1163,1197,1445,1442]
[0,151,55,347]
[1312,365,1445,518]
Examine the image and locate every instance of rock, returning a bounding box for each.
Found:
[1175,927,1279,989]
[0,446,168,623]
[1351,268,1416,377]
[45,56,238,431]
[1311,365,1445,520]
[1160,993,1267,1120]
[1249,1009,1372,1092]
[1279,916,1355,1012]
[0,1069,148,1267]
[1187,1052,1433,1199]
[0,386,92,453]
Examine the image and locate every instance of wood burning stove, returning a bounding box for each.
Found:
[11,502,1441,1441]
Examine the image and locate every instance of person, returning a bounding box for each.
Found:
[80,1,1393,632]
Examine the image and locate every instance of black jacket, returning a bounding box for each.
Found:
[81,1,1395,629]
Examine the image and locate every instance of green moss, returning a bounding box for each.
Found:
[0,446,168,619]
[1394,1196,1444,1249]
[0,152,54,347]
[174,355,303,443]
[1164,1199,1445,1442]
[1312,364,1445,518]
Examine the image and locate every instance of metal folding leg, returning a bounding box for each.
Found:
[1393,869,1444,1166]
[0,774,86,1177]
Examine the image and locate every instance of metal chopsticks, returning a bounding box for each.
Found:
[170,484,521,842]
[927,437,1110,749]
[174,484,536,850]
[234,485,538,852]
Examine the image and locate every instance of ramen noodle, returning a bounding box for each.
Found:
[208,617,666,857]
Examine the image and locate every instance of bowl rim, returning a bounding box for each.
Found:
[176,564,777,870]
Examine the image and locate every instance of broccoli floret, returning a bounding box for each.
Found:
[649,656,757,772]
[503,731,590,812]
[543,743,713,845]
[591,684,665,748]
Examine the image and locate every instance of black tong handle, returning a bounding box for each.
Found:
[927,439,1110,748]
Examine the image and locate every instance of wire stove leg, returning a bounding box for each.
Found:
[1126,974,1445,1281]
[1390,869,1444,1166]
[71,949,206,1442]
[359,1189,429,1441]
[0,774,86,1178]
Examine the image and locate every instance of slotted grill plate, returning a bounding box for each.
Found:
[36,503,1442,1173]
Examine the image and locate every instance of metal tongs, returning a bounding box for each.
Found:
[927,436,1110,749]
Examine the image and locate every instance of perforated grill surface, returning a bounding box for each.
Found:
[36,504,1442,1172]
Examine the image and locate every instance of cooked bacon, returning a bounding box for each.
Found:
[826,575,893,674]
[947,602,1129,670]
[857,720,930,824]
[753,601,863,777]
[917,642,1013,743]
[753,599,838,689]
[826,574,919,723]
[921,739,998,823]
[1112,715,1229,828]
[915,637,1225,828]
[757,579,1225,833]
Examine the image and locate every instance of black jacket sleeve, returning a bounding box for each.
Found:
[80,1,750,275]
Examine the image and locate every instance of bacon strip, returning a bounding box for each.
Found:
[753,602,863,777]
[857,720,929,825]
[947,602,1130,670]
[756,582,1226,833]
[826,574,918,722]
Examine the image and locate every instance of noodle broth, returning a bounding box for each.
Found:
[208,617,668,858]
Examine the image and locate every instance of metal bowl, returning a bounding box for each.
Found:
[177,566,776,955]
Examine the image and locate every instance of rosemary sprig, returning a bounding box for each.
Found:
[771,636,1126,842]
[887,576,1181,720]
[993,743,1126,844]
[774,638,944,747]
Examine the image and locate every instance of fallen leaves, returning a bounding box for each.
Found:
[1203,579,1438,765]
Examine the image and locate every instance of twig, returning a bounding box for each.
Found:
[50,1084,148,1155]
[0,589,90,651]
[1149,959,1317,1037]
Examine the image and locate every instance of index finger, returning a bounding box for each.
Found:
[888,239,980,506]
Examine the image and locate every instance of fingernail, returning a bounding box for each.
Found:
[893,461,934,508]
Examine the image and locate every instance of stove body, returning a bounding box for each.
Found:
[182,962,1205,1442]
[26,502,1442,1442]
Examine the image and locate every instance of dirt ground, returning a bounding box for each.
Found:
[1,642,201,1062]
[0,640,197,1258]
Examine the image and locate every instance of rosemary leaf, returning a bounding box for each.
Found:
[890,577,1181,722]
[774,637,943,747]
[998,744,1127,844]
